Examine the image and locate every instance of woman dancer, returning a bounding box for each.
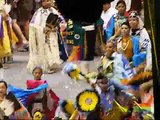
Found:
[27,0,62,74]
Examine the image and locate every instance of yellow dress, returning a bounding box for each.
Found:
[0,21,11,58]
[10,26,19,46]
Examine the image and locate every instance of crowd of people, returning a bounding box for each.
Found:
[0,0,154,119]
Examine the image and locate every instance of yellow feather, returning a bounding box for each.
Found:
[69,68,81,80]
[64,101,75,115]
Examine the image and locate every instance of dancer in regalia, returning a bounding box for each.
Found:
[27,0,63,74]
[55,0,106,74]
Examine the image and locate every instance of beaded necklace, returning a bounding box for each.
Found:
[120,37,130,51]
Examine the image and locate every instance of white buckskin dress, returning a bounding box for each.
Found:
[27,7,62,74]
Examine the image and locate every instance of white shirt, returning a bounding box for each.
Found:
[0,97,14,116]
[101,7,118,30]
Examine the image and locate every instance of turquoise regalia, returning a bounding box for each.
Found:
[117,36,146,67]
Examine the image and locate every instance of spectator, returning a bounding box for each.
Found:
[101,0,118,31]
[116,22,146,67]
[111,0,132,12]
[98,40,135,84]
[0,80,31,119]
[8,0,34,52]
[105,0,128,41]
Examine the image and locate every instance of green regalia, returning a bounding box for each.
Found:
[66,20,85,46]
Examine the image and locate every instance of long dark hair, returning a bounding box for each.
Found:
[121,21,130,29]
[0,80,7,89]
[116,0,126,8]
[6,92,21,111]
